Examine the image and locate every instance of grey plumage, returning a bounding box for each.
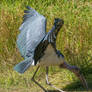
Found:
[17,7,47,58]
[14,6,64,73]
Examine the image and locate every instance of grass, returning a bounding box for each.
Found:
[0,0,92,91]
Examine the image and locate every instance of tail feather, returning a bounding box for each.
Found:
[14,57,34,73]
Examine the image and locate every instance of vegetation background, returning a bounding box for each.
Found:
[0,0,92,91]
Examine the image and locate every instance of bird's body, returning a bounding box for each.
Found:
[14,6,64,73]
[14,6,88,91]
[37,44,64,66]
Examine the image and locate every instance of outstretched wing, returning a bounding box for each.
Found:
[17,6,47,58]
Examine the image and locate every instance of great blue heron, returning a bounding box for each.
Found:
[14,6,88,92]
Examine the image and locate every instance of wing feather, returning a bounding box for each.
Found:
[17,6,47,58]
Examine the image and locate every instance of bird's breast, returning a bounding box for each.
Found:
[37,44,64,66]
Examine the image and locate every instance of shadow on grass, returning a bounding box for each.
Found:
[63,74,92,91]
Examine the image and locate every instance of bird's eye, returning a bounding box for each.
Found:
[57,22,60,25]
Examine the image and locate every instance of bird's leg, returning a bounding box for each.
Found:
[46,67,51,85]
[60,61,88,91]
[31,66,47,92]
[46,67,65,92]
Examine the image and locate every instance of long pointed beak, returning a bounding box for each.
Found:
[60,61,88,91]
[73,69,88,91]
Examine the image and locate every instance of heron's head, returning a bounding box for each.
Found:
[54,18,64,30]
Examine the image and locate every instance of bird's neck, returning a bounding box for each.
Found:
[50,25,56,32]
[50,25,61,36]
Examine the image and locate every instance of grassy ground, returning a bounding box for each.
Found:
[0,67,92,92]
[0,68,92,92]
[0,0,92,91]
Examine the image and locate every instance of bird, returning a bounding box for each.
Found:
[14,6,88,92]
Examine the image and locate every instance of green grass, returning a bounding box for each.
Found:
[0,0,92,91]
